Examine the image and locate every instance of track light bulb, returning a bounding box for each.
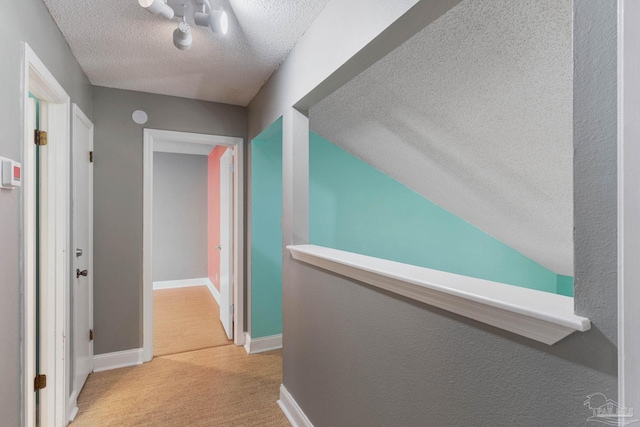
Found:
[209,10,228,35]
[138,0,175,20]
[173,21,193,51]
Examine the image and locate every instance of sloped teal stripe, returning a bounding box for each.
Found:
[556,275,574,297]
[309,132,568,294]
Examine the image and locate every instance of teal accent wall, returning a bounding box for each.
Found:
[250,118,283,338]
[250,127,573,338]
[556,275,574,297]
[309,132,571,294]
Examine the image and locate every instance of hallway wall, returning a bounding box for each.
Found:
[248,0,618,425]
[250,119,284,339]
[0,0,93,424]
[93,87,246,355]
[153,152,208,282]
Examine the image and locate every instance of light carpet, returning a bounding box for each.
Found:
[153,286,232,356]
[72,345,289,426]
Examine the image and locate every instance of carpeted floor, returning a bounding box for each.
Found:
[153,286,232,356]
[71,285,289,426]
[72,346,289,426]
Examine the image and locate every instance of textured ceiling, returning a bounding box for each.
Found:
[310,0,573,275]
[42,0,329,106]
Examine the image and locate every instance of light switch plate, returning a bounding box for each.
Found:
[1,157,22,189]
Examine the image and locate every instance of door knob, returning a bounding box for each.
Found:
[76,248,83,257]
[215,245,222,251]
[76,269,88,278]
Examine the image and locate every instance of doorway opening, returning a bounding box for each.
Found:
[143,129,245,362]
[151,146,232,356]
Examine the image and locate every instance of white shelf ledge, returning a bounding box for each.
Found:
[287,245,590,345]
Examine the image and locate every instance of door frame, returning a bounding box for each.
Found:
[142,129,245,362]
[67,104,94,422]
[22,43,70,427]
[219,147,234,339]
[617,0,640,413]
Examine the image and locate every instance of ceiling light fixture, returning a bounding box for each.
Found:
[138,0,175,20]
[173,21,193,50]
[138,0,229,51]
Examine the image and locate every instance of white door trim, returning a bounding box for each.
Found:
[142,129,245,362]
[22,42,71,427]
[219,148,234,339]
[618,0,640,413]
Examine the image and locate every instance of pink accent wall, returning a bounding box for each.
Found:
[208,145,228,291]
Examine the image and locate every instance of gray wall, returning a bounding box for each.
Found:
[93,86,246,354]
[0,0,92,425]
[247,0,428,140]
[250,1,618,426]
[153,153,208,282]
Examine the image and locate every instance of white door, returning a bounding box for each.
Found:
[219,148,234,339]
[72,105,94,395]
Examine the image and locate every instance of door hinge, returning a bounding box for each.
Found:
[89,329,94,341]
[231,305,234,316]
[34,374,47,391]
[89,151,94,163]
[34,130,48,146]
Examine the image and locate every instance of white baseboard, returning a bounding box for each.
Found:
[67,389,78,423]
[93,348,144,372]
[205,278,221,306]
[243,332,282,354]
[153,277,209,290]
[243,332,252,354]
[278,384,314,427]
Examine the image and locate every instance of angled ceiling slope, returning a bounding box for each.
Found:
[42,0,329,106]
[311,0,573,275]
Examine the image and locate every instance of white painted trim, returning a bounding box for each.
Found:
[288,245,590,345]
[148,129,239,146]
[68,407,78,424]
[246,141,253,338]
[22,43,71,427]
[243,333,282,354]
[154,140,215,156]
[278,385,314,427]
[143,129,245,362]
[142,130,154,363]
[153,278,210,290]
[243,332,251,354]
[205,278,221,306]
[93,348,144,373]
[67,390,78,424]
[618,0,640,412]
[232,141,246,347]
